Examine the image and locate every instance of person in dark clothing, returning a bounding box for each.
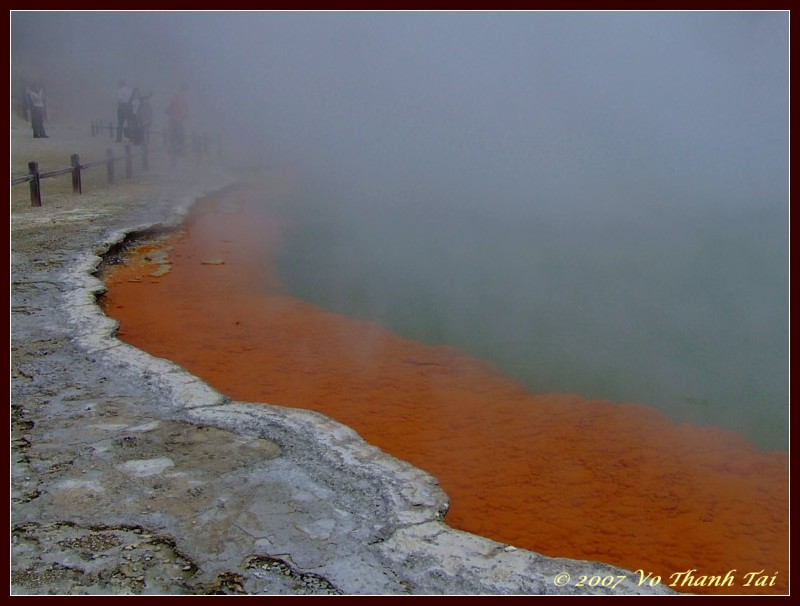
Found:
[116,80,133,142]
[137,92,154,144]
[130,89,154,145]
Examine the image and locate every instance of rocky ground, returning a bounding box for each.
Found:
[10,117,673,595]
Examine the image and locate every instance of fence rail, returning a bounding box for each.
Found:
[10,174,34,186]
[11,121,222,207]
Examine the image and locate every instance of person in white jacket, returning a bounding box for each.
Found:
[28,82,47,138]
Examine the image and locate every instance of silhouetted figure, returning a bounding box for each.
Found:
[28,82,47,138]
[136,91,154,145]
[166,83,189,157]
[116,80,133,142]
[130,88,144,144]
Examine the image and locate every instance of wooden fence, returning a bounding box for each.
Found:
[11,121,222,207]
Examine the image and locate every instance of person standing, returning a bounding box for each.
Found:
[130,88,142,144]
[137,91,154,144]
[28,82,47,138]
[116,80,133,142]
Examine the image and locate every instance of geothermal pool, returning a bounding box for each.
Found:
[101,185,788,595]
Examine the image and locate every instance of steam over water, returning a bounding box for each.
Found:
[277,177,788,451]
[101,186,789,594]
[250,12,789,453]
[12,11,787,448]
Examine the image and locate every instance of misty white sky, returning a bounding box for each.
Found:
[11,11,789,213]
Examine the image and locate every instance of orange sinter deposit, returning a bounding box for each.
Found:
[101,186,788,595]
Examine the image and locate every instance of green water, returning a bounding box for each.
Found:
[275,187,788,451]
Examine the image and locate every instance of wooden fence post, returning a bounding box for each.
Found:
[106,148,115,183]
[217,134,222,158]
[71,154,82,194]
[28,161,42,207]
[124,144,133,178]
[91,121,96,137]
[142,144,149,172]
[109,121,115,140]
